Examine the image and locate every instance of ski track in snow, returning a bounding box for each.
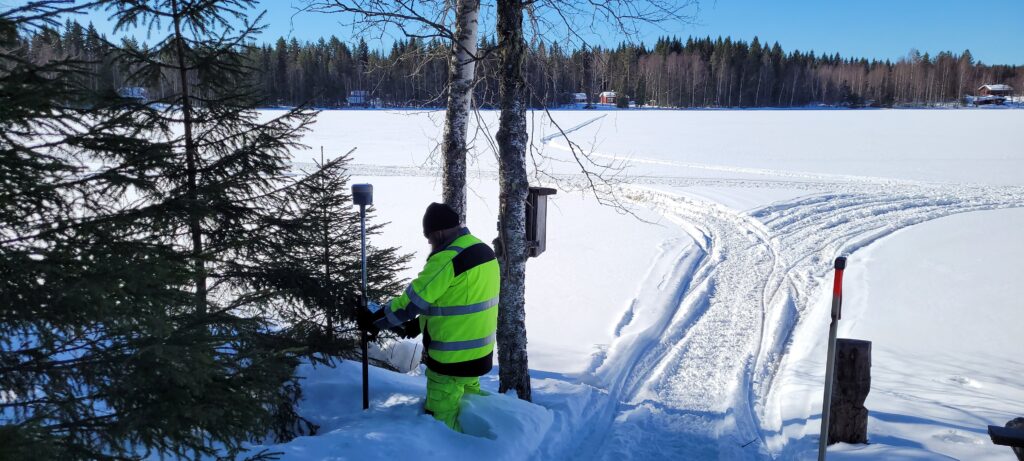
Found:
[539,114,608,143]
[327,160,1024,460]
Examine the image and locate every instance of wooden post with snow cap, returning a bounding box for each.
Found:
[819,256,846,461]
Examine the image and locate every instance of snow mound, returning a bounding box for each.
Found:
[257,361,553,460]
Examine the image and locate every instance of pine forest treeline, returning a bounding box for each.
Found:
[17,21,1024,108]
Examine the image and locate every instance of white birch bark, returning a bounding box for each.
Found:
[441,0,479,222]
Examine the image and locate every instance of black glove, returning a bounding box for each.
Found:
[350,295,382,337]
[396,318,421,339]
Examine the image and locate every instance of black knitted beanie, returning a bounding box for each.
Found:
[422,202,460,235]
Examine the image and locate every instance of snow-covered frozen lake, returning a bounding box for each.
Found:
[265,109,1024,461]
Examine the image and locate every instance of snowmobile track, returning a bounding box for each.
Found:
[576,178,1024,461]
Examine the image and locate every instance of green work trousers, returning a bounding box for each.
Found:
[424,368,485,432]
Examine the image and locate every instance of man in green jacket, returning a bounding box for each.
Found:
[362,202,500,432]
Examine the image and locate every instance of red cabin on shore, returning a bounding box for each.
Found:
[977,84,1013,97]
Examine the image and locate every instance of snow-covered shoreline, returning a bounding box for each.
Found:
[247,109,1023,460]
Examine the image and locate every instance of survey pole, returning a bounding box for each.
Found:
[352,184,373,410]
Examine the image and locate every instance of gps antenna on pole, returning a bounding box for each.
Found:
[352,183,373,411]
[818,256,847,460]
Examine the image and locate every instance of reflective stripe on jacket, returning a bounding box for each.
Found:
[375,228,499,376]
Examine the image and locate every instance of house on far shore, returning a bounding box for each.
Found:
[347,90,370,106]
[572,93,587,104]
[973,84,1013,106]
[599,91,617,104]
[117,86,148,102]
[977,84,1013,97]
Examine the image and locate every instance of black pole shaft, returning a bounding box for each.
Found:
[360,205,369,410]
[818,308,840,459]
[819,256,846,460]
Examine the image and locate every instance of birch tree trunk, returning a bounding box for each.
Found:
[495,0,532,402]
[441,0,480,221]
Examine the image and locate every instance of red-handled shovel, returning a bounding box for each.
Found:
[818,256,846,461]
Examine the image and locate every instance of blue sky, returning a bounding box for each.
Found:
[684,0,1023,65]
[11,0,1024,65]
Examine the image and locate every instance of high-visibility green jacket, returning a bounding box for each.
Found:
[375,228,499,377]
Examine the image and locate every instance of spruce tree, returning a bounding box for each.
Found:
[0,1,325,460]
[2,2,295,459]
[239,151,411,361]
[103,0,327,451]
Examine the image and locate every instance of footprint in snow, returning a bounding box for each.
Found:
[933,429,983,445]
[946,375,982,389]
